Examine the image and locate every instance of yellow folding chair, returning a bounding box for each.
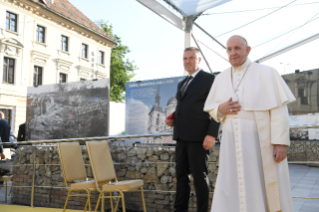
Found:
[57,142,96,212]
[86,140,147,212]
[0,175,12,203]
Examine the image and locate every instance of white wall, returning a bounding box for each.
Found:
[109,101,125,135]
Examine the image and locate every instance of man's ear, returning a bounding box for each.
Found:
[246,46,251,55]
[198,57,202,64]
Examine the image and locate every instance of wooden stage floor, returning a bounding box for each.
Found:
[0,204,82,212]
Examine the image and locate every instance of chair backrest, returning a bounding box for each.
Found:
[86,140,116,183]
[57,142,87,182]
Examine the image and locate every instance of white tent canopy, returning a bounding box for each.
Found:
[137,0,319,74]
[166,0,233,17]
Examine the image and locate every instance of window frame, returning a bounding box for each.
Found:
[3,57,15,84]
[36,25,45,43]
[6,11,18,32]
[61,35,69,52]
[59,73,67,83]
[82,43,88,59]
[99,51,105,65]
[34,66,43,87]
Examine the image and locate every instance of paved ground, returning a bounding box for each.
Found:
[1,164,319,211]
[290,164,319,212]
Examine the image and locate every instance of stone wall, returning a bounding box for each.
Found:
[288,140,319,167]
[12,139,317,211]
[11,141,220,212]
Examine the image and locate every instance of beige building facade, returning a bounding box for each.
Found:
[0,0,116,134]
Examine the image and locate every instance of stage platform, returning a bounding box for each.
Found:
[0,204,81,212]
[1,164,319,212]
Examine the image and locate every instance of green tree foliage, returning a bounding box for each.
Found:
[97,20,136,102]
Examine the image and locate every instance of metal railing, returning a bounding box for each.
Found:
[1,124,319,208]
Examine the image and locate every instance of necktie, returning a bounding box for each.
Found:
[180,76,193,97]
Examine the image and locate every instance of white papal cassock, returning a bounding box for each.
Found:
[204,59,296,212]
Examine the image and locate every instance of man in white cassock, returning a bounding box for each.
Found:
[204,36,295,212]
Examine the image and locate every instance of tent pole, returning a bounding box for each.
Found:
[191,33,213,74]
[185,32,191,48]
[194,23,226,49]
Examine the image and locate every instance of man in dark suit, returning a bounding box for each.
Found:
[17,123,26,142]
[165,47,220,212]
[0,118,11,160]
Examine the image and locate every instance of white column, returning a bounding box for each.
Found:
[184,32,191,48]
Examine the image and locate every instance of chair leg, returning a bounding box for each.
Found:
[84,190,92,212]
[140,187,147,212]
[88,191,92,212]
[95,192,103,212]
[120,191,126,212]
[101,192,104,212]
[109,192,114,212]
[4,181,7,203]
[63,190,72,212]
[84,197,89,212]
[9,186,12,196]
[114,194,120,212]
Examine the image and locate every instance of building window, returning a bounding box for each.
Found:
[36,25,45,43]
[82,44,88,59]
[3,57,15,84]
[298,88,308,105]
[61,35,68,52]
[80,78,86,81]
[6,12,17,32]
[99,51,104,65]
[0,108,12,127]
[34,66,43,87]
[59,73,67,83]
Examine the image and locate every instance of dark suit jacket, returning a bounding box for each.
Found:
[0,119,11,153]
[17,123,26,142]
[173,70,220,142]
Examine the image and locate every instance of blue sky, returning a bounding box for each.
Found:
[69,0,319,80]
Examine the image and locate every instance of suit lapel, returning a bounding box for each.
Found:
[182,70,204,99]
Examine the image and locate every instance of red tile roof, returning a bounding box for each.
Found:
[33,0,116,43]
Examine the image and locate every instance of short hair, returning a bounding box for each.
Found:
[0,112,4,119]
[229,35,249,46]
[184,47,200,54]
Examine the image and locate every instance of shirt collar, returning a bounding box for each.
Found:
[233,58,251,72]
[189,69,201,78]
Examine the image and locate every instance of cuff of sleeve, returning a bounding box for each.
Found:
[271,115,291,146]
[208,107,225,123]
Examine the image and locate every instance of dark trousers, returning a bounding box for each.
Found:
[174,141,210,212]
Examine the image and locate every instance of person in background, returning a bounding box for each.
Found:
[0,112,11,179]
[17,122,26,142]
[0,112,11,160]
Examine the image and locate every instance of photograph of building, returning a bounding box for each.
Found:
[26,79,109,140]
[125,76,184,144]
